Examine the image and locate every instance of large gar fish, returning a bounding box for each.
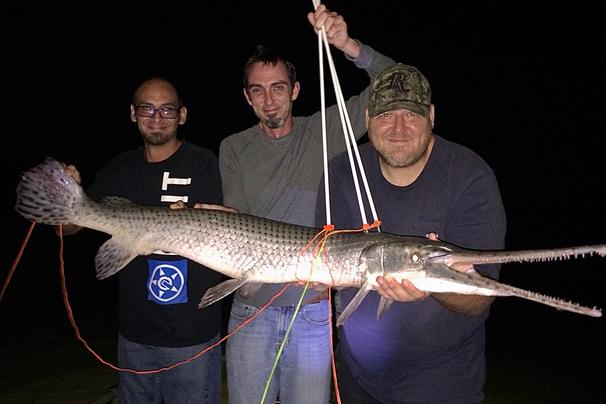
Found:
[15,158,603,325]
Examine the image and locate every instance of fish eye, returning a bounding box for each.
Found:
[411,253,420,263]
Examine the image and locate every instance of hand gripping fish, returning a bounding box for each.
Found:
[14,158,603,325]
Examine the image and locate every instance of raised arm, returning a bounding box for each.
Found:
[308,4,360,58]
[306,4,396,146]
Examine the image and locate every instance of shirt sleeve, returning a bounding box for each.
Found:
[219,138,249,213]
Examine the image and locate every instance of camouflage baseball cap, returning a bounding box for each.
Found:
[368,63,432,117]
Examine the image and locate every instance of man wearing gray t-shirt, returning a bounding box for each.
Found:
[219,5,395,403]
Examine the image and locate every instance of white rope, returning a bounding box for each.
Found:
[317,23,331,226]
[312,1,380,230]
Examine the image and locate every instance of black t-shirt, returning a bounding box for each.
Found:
[87,141,224,347]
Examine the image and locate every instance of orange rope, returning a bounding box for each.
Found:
[299,220,382,403]
[6,219,379,389]
[55,224,282,375]
[5,222,293,375]
[65,228,292,373]
[0,221,36,302]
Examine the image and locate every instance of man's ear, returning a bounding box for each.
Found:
[429,104,435,129]
[130,104,137,123]
[243,88,253,106]
[178,106,188,125]
[291,81,301,101]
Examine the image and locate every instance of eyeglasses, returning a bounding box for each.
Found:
[134,105,180,119]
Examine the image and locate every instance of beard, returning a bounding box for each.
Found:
[264,113,285,129]
[372,133,432,168]
[142,131,174,146]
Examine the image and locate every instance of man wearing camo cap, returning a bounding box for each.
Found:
[316,63,506,403]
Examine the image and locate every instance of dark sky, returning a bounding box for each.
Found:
[3,0,605,399]
[5,1,605,236]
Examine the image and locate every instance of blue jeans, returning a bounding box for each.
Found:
[226,299,332,404]
[117,333,221,404]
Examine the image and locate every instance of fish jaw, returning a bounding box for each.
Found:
[441,244,606,266]
[389,266,510,296]
[357,240,602,318]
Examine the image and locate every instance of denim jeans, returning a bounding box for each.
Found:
[226,299,332,404]
[117,333,221,404]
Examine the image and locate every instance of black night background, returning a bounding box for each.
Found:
[2,1,605,402]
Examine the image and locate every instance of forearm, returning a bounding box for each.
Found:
[432,293,495,315]
[338,37,361,59]
[350,42,396,78]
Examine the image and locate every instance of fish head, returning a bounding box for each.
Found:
[360,237,455,286]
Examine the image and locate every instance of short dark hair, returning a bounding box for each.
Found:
[242,45,297,89]
[131,76,182,107]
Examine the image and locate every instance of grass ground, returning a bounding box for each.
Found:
[0,334,117,403]
[1,300,604,403]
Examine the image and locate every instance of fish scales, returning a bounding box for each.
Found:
[14,157,604,323]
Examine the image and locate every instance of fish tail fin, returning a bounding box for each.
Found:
[15,157,83,225]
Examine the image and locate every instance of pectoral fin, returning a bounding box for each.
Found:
[95,238,138,280]
[198,279,249,308]
[337,283,373,327]
[376,296,395,320]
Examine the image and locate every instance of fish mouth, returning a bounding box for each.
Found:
[444,244,606,266]
[422,242,606,271]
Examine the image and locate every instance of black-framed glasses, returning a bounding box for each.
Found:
[134,105,180,119]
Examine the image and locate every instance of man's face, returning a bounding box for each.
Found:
[368,106,435,168]
[244,61,299,130]
[130,79,186,145]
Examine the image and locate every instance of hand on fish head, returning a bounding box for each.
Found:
[375,276,430,302]
[374,232,474,303]
[54,162,82,236]
[59,162,81,184]
[424,231,474,271]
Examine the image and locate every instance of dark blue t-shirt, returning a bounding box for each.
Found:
[316,135,506,403]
